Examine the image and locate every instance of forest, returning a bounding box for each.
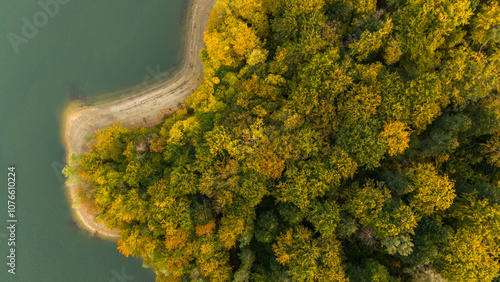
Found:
[64,0,500,281]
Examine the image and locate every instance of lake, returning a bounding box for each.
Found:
[0,0,187,280]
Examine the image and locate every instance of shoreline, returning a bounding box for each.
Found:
[61,0,216,239]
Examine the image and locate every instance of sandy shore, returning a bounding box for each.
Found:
[62,0,216,239]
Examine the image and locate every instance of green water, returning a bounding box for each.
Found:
[0,0,187,280]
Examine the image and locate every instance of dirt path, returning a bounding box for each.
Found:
[62,0,216,239]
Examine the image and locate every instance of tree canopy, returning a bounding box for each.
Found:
[65,0,500,280]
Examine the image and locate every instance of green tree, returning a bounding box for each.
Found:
[336,121,386,169]
[273,226,347,281]
[382,234,414,256]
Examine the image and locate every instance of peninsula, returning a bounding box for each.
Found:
[62,0,216,238]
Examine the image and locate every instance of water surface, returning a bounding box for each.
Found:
[0,0,186,280]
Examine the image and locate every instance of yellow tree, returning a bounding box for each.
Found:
[204,13,262,73]
[226,16,261,61]
[195,235,232,281]
[470,1,500,47]
[383,37,403,65]
[406,73,443,131]
[230,0,270,37]
[439,46,500,106]
[218,205,255,249]
[394,0,473,71]
[449,193,500,245]
[346,0,376,14]
[337,84,382,126]
[330,146,357,180]
[379,121,412,156]
[438,194,500,281]
[89,122,130,161]
[374,204,417,238]
[437,228,500,281]
[349,19,393,61]
[407,163,456,217]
